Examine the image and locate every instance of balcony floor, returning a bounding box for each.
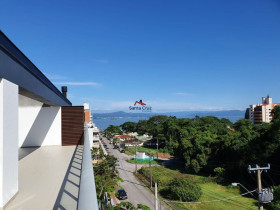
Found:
[5,145,83,210]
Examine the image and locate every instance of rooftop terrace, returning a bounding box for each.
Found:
[6,145,82,210]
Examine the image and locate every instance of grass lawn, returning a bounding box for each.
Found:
[125,146,158,156]
[127,159,163,165]
[139,166,257,210]
[179,182,257,210]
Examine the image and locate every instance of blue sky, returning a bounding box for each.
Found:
[1,0,280,112]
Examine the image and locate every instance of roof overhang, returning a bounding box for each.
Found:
[0,31,71,106]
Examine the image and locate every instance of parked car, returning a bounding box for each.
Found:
[120,149,125,153]
[118,189,127,200]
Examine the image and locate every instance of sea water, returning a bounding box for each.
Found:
[93,114,244,131]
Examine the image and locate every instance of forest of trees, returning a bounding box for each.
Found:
[119,107,280,186]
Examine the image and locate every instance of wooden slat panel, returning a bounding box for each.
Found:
[61,106,84,146]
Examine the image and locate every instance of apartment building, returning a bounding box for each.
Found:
[0,31,97,209]
[248,95,280,124]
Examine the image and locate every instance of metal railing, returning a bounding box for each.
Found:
[78,124,98,210]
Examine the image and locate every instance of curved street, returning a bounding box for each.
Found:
[102,137,168,210]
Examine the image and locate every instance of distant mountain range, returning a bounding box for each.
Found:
[92,110,245,121]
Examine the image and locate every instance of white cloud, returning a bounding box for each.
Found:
[174,92,193,96]
[45,73,67,80]
[95,59,109,64]
[55,82,100,86]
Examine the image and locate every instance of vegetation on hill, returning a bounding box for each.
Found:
[121,107,280,208]
[138,166,256,209]
[121,108,280,181]
[104,125,122,138]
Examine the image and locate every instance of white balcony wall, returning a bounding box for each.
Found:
[88,127,94,148]
[0,79,18,207]
[78,125,98,210]
[18,94,61,147]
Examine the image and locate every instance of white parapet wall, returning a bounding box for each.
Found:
[18,94,62,147]
[0,79,19,207]
[78,124,98,210]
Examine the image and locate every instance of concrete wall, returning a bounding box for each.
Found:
[19,94,61,147]
[0,78,19,207]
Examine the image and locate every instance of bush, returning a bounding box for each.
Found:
[115,191,119,198]
[116,202,136,210]
[190,159,201,173]
[214,167,225,176]
[137,203,151,210]
[214,167,226,182]
[164,177,202,202]
[267,185,280,210]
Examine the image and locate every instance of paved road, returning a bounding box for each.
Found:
[102,137,168,210]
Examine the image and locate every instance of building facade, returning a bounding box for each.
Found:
[0,30,97,209]
[248,95,280,124]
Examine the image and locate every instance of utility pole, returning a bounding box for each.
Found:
[156,137,159,160]
[135,141,138,174]
[155,182,158,210]
[149,154,152,189]
[248,164,270,210]
[257,169,262,210]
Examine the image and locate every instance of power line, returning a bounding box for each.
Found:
[268,169,280,175]
[266,172,276,187]
[163,189,256,204]
[201,186,256,209]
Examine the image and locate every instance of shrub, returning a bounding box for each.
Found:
[214,167,226,182]
[137,203,151,210]
[190,159,201,173]
[116,202,136,210]
[267,185,280,210]
[164,177,202,202]
[214,167,225,177]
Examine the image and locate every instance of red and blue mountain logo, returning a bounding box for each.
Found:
[129,99,152,112]
[134,99,146,106]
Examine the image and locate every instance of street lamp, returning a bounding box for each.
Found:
[232,182,255,197]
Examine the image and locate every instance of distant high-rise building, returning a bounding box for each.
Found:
[247,95,280,124]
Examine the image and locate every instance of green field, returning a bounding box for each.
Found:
[139,166,257,210]
[127,159,163,165]
[125,146,158,156]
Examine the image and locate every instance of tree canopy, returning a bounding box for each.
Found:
[104,125,122,138]
[119,111,280,185]
[165,177,202,202]
[94,155,121,198]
